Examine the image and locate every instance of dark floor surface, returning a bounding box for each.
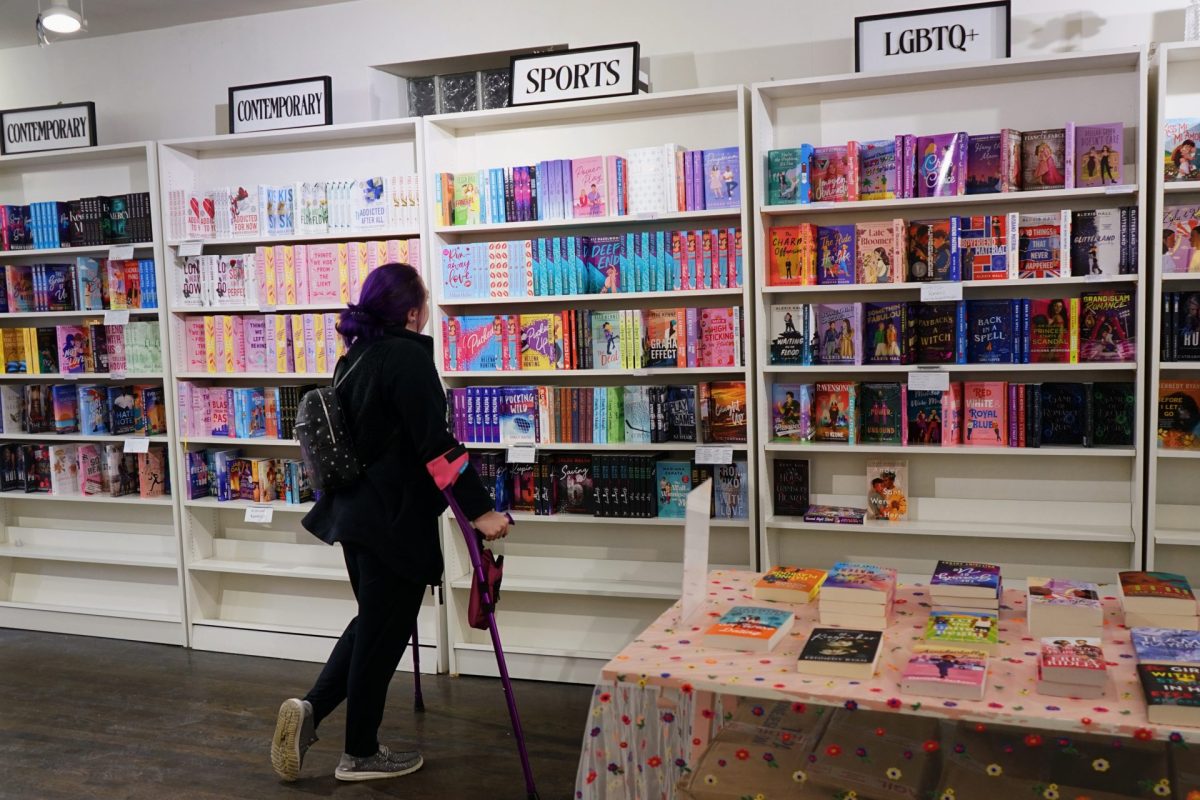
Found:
[0,629,590,800]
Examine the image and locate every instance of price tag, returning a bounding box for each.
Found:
[108,245,134,260]
[244,506,274,524]
[1105,184,1129,195]
[635,212,659,221]
[123,438,151,454]
[61,372,78,380]
[103,309,130,326]
[258,301,277,313]
[695,446,733,465]
[908,370,950,392]
[809,202,833,210]
[633,368,649,377]
[110,369,126,380]
[920,283,963,302]
[178,241,203,256]
[1083,273,1112,283]
[506,445,536,464]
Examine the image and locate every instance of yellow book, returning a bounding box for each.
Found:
[351,242,368,302]
[23,328,38,374]
[272,315,290,373]
[372,240,388,268]
[281,245,297,306]
[518,314,555,371]
[1069,297,1081,365]
[335,333,347,359]
[259,246,277,306]
[336,243,351,303]
[313,314,328,374]
[203,315,217,373]
[290,315,307,373]
[394,239,409,263]
[221,315,236,373]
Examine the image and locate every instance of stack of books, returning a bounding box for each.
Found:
[922,608,999,654]
[702,606,794,653]
[929,560,1001,613]
[796,627,883,679]
[1037,637,1106,698]
[1025,576,1103,638]
[900,644,990,700]
[818,562,896,631]
[1138,663,1200,726]
[1118,571,1200,630]
[752,566,828,604]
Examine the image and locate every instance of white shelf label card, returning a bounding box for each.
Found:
[632,368,649,377]
[108,245,134,260]
[634,212,659,221]
[920,283,963,302]
[695,445,733,465]
[507,445,536,464]
[178,241,203,257]
[909,369,950,392]
[1083,272,1113,283]
[244,506,274,524]
[258,301,277,313]
[1105,184,1130,195]
[123,437,150,454]
[103,309,130,326]
[109,369,126,380]
[679,477,713,626]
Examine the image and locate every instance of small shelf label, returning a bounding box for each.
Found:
[908,370,950,392]
[695,445,733,465]
[178,241,203,256]
[633,368,649,377]
[258,302,278,313]
[506,445,536,464]
[1083,273,1113,283]
[920,283,963,302]
[245,506,274,524]
[1105,184,1130,195]
[634,212,659,221]
[123,437,150,454]
[109,369,126,380]
[108,245,135,260]
[103,309,130,326]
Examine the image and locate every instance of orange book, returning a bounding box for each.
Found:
[702,606,795,652]
[753,567,829,603]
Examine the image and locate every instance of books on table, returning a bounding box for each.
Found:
[900,645,989,700]
[1026,576,1103,638]
[923,609,999,655]
[819,562,897,631]
[752,566,827,604]
[1131,627,1200,667]
[702,606,794,653]
[1139,664,1200,726]
[795,628,883,679]
[1118,571,1200,630]
[1037,637,1106,698]
[929,560,1001,612]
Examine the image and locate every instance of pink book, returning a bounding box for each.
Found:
[175,382,191,438]
[488,241,509,298]
[305,244,341,303]
[367,240,386,273]
[57,325,88,373]
[273,245,289,307]
[209,390,229,437]
[571,156,607,218]
[407,238,422,269]
[193,386,210,437]
[963,381,1006,446]
[255,247,273,307]
[302,314,318,373]
[686,307,699,367]
[233,315,247,372]
[386,239,405,263]
[901,645,988,700]
[245,318,267,372]
[105,325,127,374]
[184,318,205,372]
[324,313,339,368]
[214,315,230,373]
[293,244,309,304]
[699,307,738,367]
[348,242,368,304]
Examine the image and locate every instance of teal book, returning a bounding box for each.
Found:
[655,459,691,518]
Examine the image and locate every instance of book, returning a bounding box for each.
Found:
[770,383,811,442]
[967,299,1019,364]
[703,606,794,652]
[644,309,681,368]
[771,458,810,517]
[1070,208,1122,277]
[1022,128,1069,189]
[701,147,741,210]
[551,454,593,514]
[1079,289,1135,362]
[796,628,882,679]
[862,302,907,366]
[571,156,607,218]
[1163,205,1200,273]
[766,224,815,286]
[906,384,962,446]
[816,225,855,285]
[1018,211,1069,278]
[518,314,555,371]
[811,144,858,203]
[1026,576,1103,638]
[1132,628,1200,666]
[57,325,89,374]
[1165,118,1200,182]
[1138,664,1200,726]
[1089,382,1134,447]
[1028,298,1078,363]
[589,311,622,370]
[1039,382,1086,446]
[965,133,1003,194]
[1119,571,1198,616]
[900,645,989,700]
[714,461,750,519]
[858,138,899,201]
[865,459,907,521]
[1040,637,1106,686]
[958,215,1012,281]
[812,382,854,443]
[813,303,861,365]
[915,132,966,197]
[768,304,809,365]
[802,504,865,525]
[753,566,827,603]
[906,218,959,282]
[1074,123,1123,187]
[855,220,902,284]
[822,562,896,605]
[930,561,1001,600]
[924,609,998,654]
[766,146,812,205]
[963,381,1006,446]
[655,460,690,518]
[914,301,965,364]
[858,382,904,444]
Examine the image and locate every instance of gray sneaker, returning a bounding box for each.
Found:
[334,745,424,782]
[271,698,318,781]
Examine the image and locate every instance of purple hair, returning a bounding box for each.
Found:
[336,262,426,345]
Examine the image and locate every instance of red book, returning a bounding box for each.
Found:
[963,381,1006,446]
[1039,637,1106,686]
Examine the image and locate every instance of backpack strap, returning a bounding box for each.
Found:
[332,350,367,389]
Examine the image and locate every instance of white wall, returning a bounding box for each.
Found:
[0,0,1188,144]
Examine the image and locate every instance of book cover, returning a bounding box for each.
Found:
[823,562,896,598]
[1161,205,1200,273]
[931,561,1001,595]
[966,133,1003,194]
[1040,382,1087,445]
[704,606,794,650]
[589,311,622,370]
[924,610,998,651]
[714,460,750,519]
[552,454,593,514]
[702,147,741,209]
[858,138,898,201]
[859,382,904,444]
[1074,123,1123,187]
[754,566,826,602]
[664,386,696,442]
[958,215,1010,280]
[915,132,966,197]
[915,301,964,364]
[812,382,854,443]
[768,304,808,365]
[1028,298,1076,363]
[855,220,901,284]
[571,156,607,218]
[1132,628,1200,665]
[1158,380,1200,449]
[766,146,811,205]
[814,303,861,365]
[1139,664,1200,724]
[772,458,810,516]
[704,381,748,444]
[770,383,812,441]
[862,301,906,366]
[802,505,865,524]
[1166,118,1200,181]
[1090,382,1134,446]
[1022,128,1068,189]
[901,645,989,694]
[51,385,78,434]
[583,234,622,294]
[518,314,555,371]
[699,307,739,368]
[816,225,855,285]
[1041,637,1105,672]
[812,144,858,203]
[77,385,108,435]
[499,386,538,445]
[798,628,882,666]
[1079,289,1135,362]
[1120,571,1196,603]
[766,224,815,286]
[865,459,907,521]
[1070,209,1122,276]
[56,325,89,374]
[656,460,691,518]
[967,299,1018,364]
[644,309,681,368]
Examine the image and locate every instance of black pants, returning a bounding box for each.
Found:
[304,542,427,757]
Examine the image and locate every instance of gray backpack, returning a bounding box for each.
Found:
[295,354,365,492]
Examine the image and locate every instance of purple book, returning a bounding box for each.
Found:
[584,235,623,294]
[966,134,1003,195]
[814,302,863,366]
[862,301,907,365]
[701,147,741,210]
[816,225,855,285]
[1074,123,1123,187]
[916,132,967,198]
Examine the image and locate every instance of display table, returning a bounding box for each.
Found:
[575,569,1200,800]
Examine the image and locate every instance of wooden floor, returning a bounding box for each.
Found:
[0,629,591,799]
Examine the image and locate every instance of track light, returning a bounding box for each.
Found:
[36,0,86,46]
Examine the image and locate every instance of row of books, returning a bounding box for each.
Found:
[0,441,168,499]
[1160,291,1200,361]
[440,307,746,372]
[2,193,154,250]
[471,450,749,520]
[168,176,420,241]
[180,313,345,375]
[0,322,161,375]
[767,123,1123,204]
[766,208,1137,286]
[446,381,748,445]
[3,258,158,313]
[440,227,744,300]
[185,448,312,505]
[768,292,1136,367]
[1158,380,1200,450]
[435,144,741,225]
[1,383,165,436]
[176,382,314,440]
[176,238,420,308]
[770,381,1134,449]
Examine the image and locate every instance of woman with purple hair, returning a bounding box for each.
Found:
[271,262,508,783]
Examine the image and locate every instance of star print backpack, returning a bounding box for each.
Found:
[295,353,365,492]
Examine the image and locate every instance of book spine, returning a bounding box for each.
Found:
[1069,297,1080,364]
[1008,384,1018,447]
[1084,382,1094,448]
[1064,122,1076,190]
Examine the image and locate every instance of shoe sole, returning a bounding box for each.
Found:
[334,754,424,782]
[271,699,305,782]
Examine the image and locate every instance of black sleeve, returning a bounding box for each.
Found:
[392,346,493,521]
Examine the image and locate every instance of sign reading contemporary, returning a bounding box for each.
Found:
[227,76,332,134]
[0,102,97,155]
[855,1,1010,73]
[509,43,640,106]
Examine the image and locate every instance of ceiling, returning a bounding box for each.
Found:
[0,0,359,49]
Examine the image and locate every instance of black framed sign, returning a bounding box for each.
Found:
[509,43,640,107]
[855,1,1010,73]
[227,76,333,134]
[0,101,96,155]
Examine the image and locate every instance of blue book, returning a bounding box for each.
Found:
[639,232,651,294]
[655,460,691,518]
[213,448,242,501]
[654,231,666,293]
[535,237,549,296]
[1132,628,1200,665]
[453,316,502,372]
[77,385,109,435]
[584,235,622,295]
[703,605,795,651]
[701,146,741,209]
[967,299,1019,364]
[107,386,140,435]
[623,387,651,443]
[499,386,537,444]
[930,560,1001,597]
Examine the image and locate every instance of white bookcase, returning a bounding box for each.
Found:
[156,120,443,672]
[1148,42,1200,577]
[422,86,756,684]
[0,142,184,645]
[751,48,1149,584]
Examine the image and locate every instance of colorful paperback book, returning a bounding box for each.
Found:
[1165,118,1200,182]
[915,132,966,197]
[966,133,1003,194]
[963,381,1006,446]
[1132,628,1200,665]
[498,386,538,444]
[1159,380,1200,450]
[1139,664,1200,725]
[768,304,808,365]
[858,382,904,444]
[656,460,691,518]
[924,609,999,653]
[703,381,748,444]
[958,215,1012,281]
[822,562,896,604]
[772,458,810,517]
[1040,638,1106,683]
[858,138,899,200]
[1028,297,1078,363]
[1119,571,1197,612]
[701,147,741,209]
[590,311,622,370]
[703,606,794,652]
[714,460,750,519]
[930,561,1001,598]
[571,156,607,218]
[767,224,815,286]
[1028,576,1102,609]
[814,303,861,365]
[698,307,739,368]
[770,383,812,441]
[753,566,827,603]
[812,382,854,443]
[967,299,1018,364]
[865,459,907,521]
[1022,128,1069,190]
[645,309,682,368]
[518,314,555,371]
[905,218,958,282]
[1074,123,1123,187]
[1070,208,1122,276]
[766,146,811,205]
[802,504,865,524]
[816,225,855,285]
[1079,289,1135,362]
[855,220,901,284]
[796,628,883,678]
[914,301,965,364]
[584,235,622,294]
[862,302,906,365]
[811,144,858,203]
[900,645,989,699]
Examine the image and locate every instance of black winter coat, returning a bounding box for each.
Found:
[301,327,492,585]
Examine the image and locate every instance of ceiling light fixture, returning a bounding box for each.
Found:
[36,0,86,46]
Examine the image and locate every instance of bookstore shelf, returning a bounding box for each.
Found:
[173,371,333,381]
[181,497,315,513]
[0,545,176,569]
[1158,363,1200,372]
[1164,182,1200,194]
[0,242,155,259]
[1154,529,1200,546]
[0,492,175,506]
[1158,449,1200,458]
[183,436,299,447]
[173,303,347,314]
[424,85,757,683]
[0,372,164,382]
[1162,272,1200,282]
[166,229,420,248]
[752,47,1149,584]
[464,441,749,452]
[188,557,345,582]
[0,309,161,321]
[0,433,169,444]
[0,599,179,623]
